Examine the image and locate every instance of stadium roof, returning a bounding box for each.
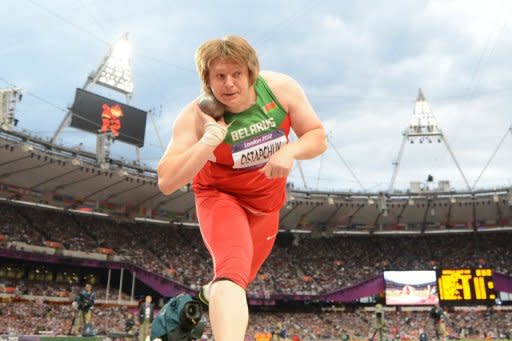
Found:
[1,129,510,234]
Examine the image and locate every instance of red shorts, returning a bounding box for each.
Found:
[195,191,279,289]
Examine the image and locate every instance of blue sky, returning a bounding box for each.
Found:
[2,0,512,192]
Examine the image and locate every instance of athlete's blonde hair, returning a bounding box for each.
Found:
[195,35,260,95]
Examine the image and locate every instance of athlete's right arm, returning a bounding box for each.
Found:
[157,102,220,195]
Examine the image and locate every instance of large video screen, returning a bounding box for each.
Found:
[70,88,147,147]
[384,270,439,306]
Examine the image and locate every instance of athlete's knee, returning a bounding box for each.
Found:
[214,256,251,289]
[212,276,248,291]
[214,273,249,289]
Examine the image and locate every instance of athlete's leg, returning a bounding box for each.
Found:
[195,192,253,341]
[209,279,248,341]
[247,210,280,283]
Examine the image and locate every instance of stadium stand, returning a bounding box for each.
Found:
[1,198,512,340]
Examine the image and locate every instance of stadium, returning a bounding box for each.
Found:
[2,2,512,341]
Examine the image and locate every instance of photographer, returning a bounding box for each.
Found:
[430,304,447,341]
[71,283,96,335]
[139,295,155,341]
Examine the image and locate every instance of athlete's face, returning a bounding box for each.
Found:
[208,58,254,113]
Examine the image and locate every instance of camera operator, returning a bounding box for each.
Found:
[371,304,387,341]
[71,283,96,336]
[151,293,206,341]
[429,304,447,341]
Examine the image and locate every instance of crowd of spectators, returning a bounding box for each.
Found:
[0,301,131,336]
[0,203,41,245]
[0,279,133,302]
[1,299,511,340]
[1,280,68,297]
[1,201,511,296]
[247,309,512,340]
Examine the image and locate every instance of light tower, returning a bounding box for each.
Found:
[388,89,471,192]
[92,33,134,97]
[51,33,135,167]
[0,87,22,131]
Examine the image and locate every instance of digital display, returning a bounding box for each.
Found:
[437,268,496,304]
[69,88,147,147]
[384,271,439,305]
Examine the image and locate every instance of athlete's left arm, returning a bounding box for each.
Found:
[260,71,327,178]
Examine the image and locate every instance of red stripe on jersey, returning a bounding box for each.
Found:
[263,101,277,113]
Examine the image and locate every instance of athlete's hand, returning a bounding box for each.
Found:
[260,147,294,179]
[196,102,228,147]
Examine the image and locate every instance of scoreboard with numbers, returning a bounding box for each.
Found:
[437,268,496,305]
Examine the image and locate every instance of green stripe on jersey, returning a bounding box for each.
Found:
[223,76,287,145]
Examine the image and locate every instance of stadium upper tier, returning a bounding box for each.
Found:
[0,129,511,233]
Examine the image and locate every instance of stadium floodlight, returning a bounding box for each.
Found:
[134,217,170,224]
[0,87,22,131]
[327,196,335,205]
[21,143,33,153]
[388,89,471,192]
[10,199,63,211]
[117,169,129,177]
[71,158,82,166]
[69,208,109,217]
[100,162,110,170]
[177,221,200,228]
[94,33,134,95]
[378,192,387,212]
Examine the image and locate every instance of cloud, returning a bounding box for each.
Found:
[2,0,512,192]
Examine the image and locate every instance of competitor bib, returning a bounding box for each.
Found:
[232,129,287,169]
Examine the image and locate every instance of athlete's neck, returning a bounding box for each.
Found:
[225,87,256,113]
